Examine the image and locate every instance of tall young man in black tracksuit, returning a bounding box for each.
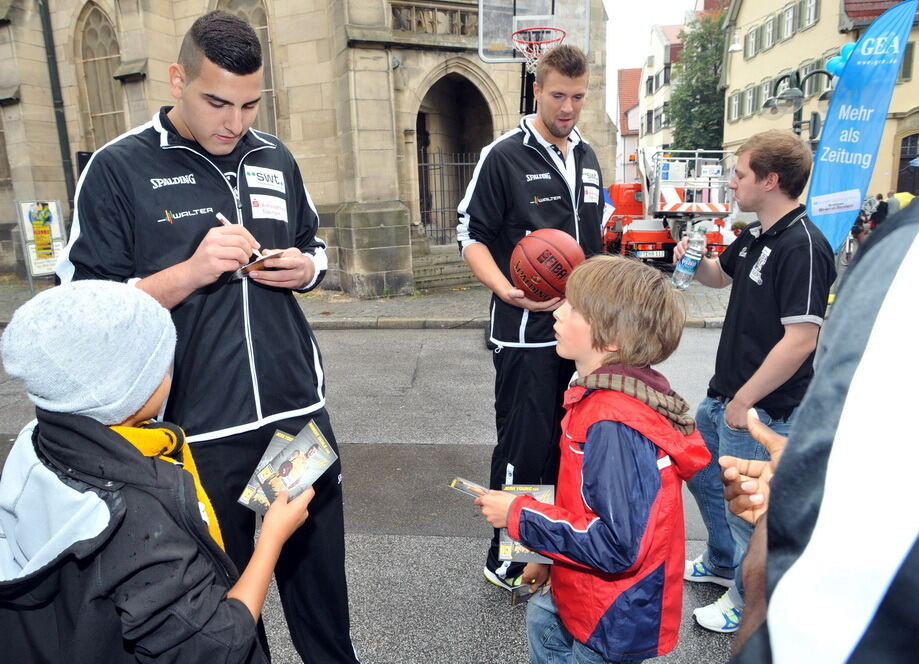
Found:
[456,45,604,589]
[57,12,358,663]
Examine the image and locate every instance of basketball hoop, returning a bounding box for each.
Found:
[512,26,567,74]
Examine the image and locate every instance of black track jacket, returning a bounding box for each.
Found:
[457,117,603,346]
[58,109,328,442]
[0,411,264,663]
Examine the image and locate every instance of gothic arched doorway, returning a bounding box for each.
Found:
[416,74,493,244]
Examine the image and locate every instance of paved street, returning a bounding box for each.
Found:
[314,327,733,664]
[0,276,731,330]
[0,325,733,663]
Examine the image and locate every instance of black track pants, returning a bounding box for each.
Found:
[193,409,359,664]
[486,345,574,577]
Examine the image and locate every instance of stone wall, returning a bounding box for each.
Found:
[0,0,615,294]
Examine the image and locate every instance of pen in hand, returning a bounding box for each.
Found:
[216,212,262,258]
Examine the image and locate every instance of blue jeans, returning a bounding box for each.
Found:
[687,397,797,606]
[527,590,644,664]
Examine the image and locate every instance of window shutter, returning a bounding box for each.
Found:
[784,6,796,39]
[899,41,915,82]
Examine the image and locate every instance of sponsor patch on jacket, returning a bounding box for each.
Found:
[150,173,196,189]
[749,246,771,285]
[156,207,213,224]
[245,165,286,194]
[250,194,288,222]
[583,186,600,205]
[581,168,599,186]
[531,195,562,205]
[526,172,552,182]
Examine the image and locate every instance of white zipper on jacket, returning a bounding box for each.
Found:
[173,464,233,584]
[522,129,582,245]
[162,140,273,421]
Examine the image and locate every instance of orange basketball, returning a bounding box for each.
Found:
[509,229,586,302]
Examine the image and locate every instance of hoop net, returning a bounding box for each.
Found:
[512,26,567,74]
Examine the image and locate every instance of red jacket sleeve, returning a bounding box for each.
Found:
[507,420,661,574]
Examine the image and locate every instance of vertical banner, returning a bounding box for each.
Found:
[806,0,918,252]
[14,200,68,276]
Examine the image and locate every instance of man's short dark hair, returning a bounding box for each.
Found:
[536,44,589,85]
[736,130,812,199]
[178,10,261,79]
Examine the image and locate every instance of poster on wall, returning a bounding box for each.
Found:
[14,200,67,277]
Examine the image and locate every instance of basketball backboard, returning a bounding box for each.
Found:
[478,0,591,64]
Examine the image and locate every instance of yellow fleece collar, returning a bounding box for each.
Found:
[110,422,225,550]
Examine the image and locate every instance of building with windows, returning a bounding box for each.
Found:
[615,67,641,182]
[721,0,918,196]
[637,1,726,153]
[638,24,683,151]
[0,0,615,295]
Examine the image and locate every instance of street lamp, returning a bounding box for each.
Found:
[762,69,834,146]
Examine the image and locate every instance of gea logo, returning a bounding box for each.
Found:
[860,36,901,56]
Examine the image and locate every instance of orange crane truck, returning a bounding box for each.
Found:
[604,149,734,267]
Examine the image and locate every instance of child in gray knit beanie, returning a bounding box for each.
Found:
[1,280,175,425]
[0,279,314,662]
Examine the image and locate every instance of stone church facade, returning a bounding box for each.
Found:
[0,0,614,296]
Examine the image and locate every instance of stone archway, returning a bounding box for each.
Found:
[415,74,493,244]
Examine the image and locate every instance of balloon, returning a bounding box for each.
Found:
[840,42,856,59]
[826,56,846,76]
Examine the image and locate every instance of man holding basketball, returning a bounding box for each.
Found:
[456,44,604,590]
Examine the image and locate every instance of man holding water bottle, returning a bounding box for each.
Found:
[674,130,835,633]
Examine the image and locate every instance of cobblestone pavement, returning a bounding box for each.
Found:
[0,275,730,329]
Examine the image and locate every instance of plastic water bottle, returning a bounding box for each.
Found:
[672,231,707,290]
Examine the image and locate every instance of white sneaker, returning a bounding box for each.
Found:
[693,590,742,633]
[684,554,735,588]
[483,566,524,592]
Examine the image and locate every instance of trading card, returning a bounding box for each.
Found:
[449,477,488,497]
[511,582,550,606]
[236,249,285,277]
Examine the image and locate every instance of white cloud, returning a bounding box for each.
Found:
[604,0,699,120]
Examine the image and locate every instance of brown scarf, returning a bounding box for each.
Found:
[573,371,696,435]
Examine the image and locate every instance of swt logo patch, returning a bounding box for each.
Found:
[245,166,286,194]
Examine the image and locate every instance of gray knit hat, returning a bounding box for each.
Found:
[1,280,176,425]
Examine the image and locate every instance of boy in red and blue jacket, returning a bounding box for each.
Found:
[477,255,710,663]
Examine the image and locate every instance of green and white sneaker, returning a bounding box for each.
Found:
[483,566,524,592]
[684,554,735,588]
[693,590,742,633]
